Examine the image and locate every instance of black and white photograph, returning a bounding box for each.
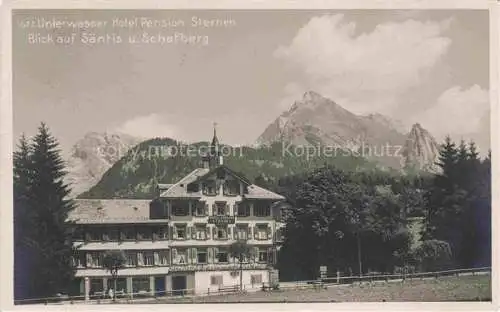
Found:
[2,0,497,309]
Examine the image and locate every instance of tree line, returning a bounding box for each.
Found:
[270,138,491,281]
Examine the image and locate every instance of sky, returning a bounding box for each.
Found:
[12,9,489,153]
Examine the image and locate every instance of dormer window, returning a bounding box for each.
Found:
[224,180,240,196]
[203,180,217,196]
[187,183,199,192]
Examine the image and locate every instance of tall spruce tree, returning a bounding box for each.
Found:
[13,134,35,300]
[21,123,76,299]
[424,137,490,269]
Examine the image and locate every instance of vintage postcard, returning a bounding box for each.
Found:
[1,0,497,310]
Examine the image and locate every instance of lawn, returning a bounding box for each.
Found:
[149,274,491,303]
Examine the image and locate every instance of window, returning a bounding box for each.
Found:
[210,275,223,286]
[187,183,199,192]
[132,277,150,294]
[197,249,207,264]
[216,249,228,263]
[108,228,120,241]
[121,227,136,240]
[215,226,228,240]
[216,202,226,216]
[172,201,189,216]
[90,278,103,293]
[153,226,168,240]
[235,226,248,240]
[203,180,217,196]
[237,203,250,216]
[195,201,206,216]
[72,252,86,268]
[195,225,207,240]
[173,249,188,265]
[175,225,186,240]
[143,251,154,266]
[87,229,102,241]
[224,180,240,195]
[137,227,152,240]
[251,274,262,284]
[255,225,269,240]
[156,250,169,266]
[126,252,137,267]
[73,227,84,241]
[110,278,127,293]
[102,230,110,241]
[87,252,102,268]
[258,249,268,263]
[254,203,270,217]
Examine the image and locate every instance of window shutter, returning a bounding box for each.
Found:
[228,227,233,240]
[192,227,197,240]
[253,247,259,262]
[267,225,272,240]
[212,204,216,216]
[204,203,209,216]
[212,227,217,240]
[192,248,197,264]
[137,252,144,266]
[234,203,238,216]
[225,204,230,216]
[119,230,125,241]
[172,248,178,264]
[186,226,191,239]
[206,226,211,240]
[86,253,92,267]
[214,247,219,263]
[187,248,191,264]
[247,226,252,239]
[253,226,258,240]
[208,248,213,264]
[154,252,160,265]
[267,247,272,264]
[173,226,178,240]
[163,226,168,240]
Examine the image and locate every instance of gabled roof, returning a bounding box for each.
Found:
[245,184,285,200]
[159,168,210,198]
[68,199,161,224]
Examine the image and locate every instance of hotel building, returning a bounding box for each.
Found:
[69,129,285,299]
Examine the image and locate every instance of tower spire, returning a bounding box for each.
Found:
[211,122,219,146]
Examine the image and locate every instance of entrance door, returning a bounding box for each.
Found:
[154,277,166,297]
[171,275,187,296]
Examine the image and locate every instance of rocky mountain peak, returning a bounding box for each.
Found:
[302,90,324,102]
[402,123,440,172]
[257,91,407,168]
[65,131,141,197]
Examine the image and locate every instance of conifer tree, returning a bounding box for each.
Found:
[18,123,77,299]
[13,134,35,300]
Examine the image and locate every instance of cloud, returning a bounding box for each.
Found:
[415,85,489,141]
[115,113,179,140]
[275,14,452,115]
